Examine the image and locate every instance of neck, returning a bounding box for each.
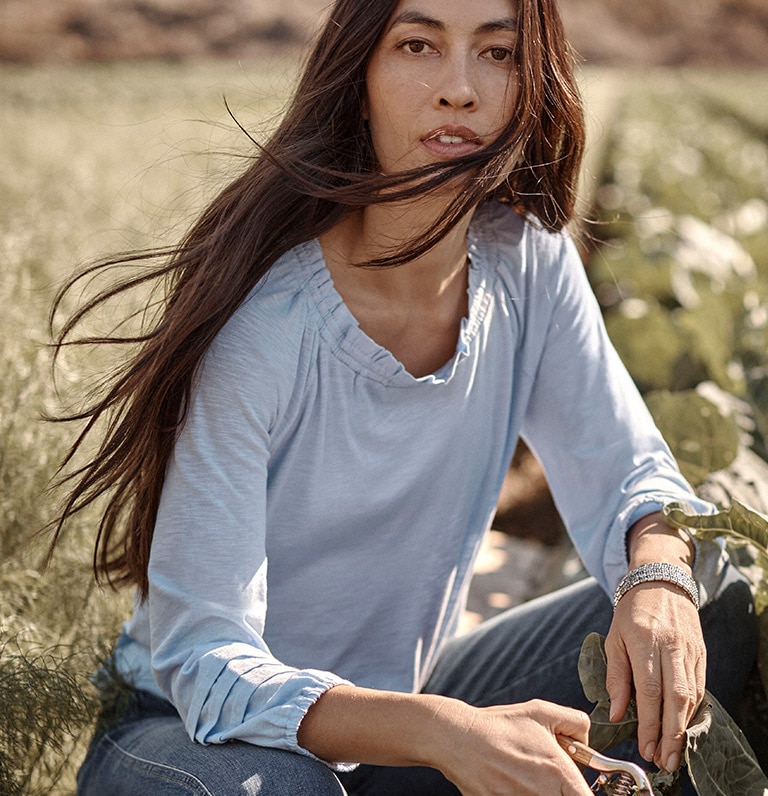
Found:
[318,197,477,378]
[320,197,474,305]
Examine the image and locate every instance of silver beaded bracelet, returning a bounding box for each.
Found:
[613,562,699,611]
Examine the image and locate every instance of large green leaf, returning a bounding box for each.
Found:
[605,306,694,393]
[645,392,741,486]
[685,694,768,796]
[577,634,768,795]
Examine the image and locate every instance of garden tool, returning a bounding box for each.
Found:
[558,736,655,795]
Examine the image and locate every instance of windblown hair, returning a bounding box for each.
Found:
[48,0,585,598]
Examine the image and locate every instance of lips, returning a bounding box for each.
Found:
[421,125,483,160]
[423,126,482,145]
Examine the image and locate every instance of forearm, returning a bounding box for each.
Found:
[626,511,694,571]
[298,685,595,796]
[608,511,704,772]
[297,684,465,771]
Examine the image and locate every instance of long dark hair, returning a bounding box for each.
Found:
[47,0,585,598]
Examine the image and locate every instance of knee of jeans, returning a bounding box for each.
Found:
[252,754,348,796]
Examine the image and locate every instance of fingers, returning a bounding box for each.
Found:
[604,630,631,723]
[460,702,596,796]
[655,644,689,771]
[630,640,698,770]
[549,704,592,745]
[607,587,706,773]
[693,649,707,712]
[654,637,706,772]
[545,707,598,796]
[631,647,663,764]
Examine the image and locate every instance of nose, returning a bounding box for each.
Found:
[435,55,478,110]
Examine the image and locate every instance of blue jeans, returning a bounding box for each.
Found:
[77,571,756,795]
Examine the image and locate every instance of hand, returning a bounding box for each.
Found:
[438,699,594,796]
[604,582,705,773]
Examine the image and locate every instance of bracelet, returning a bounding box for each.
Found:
[613,562,699,611]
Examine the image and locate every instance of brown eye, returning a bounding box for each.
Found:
[403,40,428,54]
[488,47,513,62]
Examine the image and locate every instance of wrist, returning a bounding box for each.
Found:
[627,512,695,572]
[423,698,476,781]
[614,562,700,610]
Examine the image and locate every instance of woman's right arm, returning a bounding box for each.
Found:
[146,301,352,757]
[298,685,595,796]
[148,289,593,794]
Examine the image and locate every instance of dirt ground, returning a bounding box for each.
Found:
[1,0,767,67]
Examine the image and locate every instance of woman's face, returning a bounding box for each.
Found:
[365,0,519,175]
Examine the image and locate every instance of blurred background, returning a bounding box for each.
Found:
[0,0,766,66]
[1,2,767,793]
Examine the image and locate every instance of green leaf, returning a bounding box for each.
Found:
[685,693,768,796]
[662,500,768,560]
[645,391,741,486]
[605,305,692,393]
[578,633,639,752]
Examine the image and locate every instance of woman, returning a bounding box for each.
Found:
[49,0,756,793]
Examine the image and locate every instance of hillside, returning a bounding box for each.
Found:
[0,0,767,66]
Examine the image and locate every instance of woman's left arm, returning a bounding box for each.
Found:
[604,512,703,774]
[513,223,712,773]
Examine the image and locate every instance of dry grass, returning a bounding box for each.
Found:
[0,60,766,791]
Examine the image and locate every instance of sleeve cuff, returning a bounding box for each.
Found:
[603,494,718,594]
[289,679,359,773]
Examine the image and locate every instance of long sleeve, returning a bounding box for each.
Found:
[519,232,714,593]
[143,291,353,765]
[112,205,718,760]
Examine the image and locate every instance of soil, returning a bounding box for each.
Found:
[1,0,767,67]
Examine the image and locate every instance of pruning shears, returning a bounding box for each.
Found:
[558,736,655,795]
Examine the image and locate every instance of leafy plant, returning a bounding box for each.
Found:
[0,635,99,796]
[645,391,741,486]
[663,501,768,701]
[686,695,768,796]
[578,633,768,796]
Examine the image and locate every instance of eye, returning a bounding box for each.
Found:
[484,46,515,63]
[400,39,434,55]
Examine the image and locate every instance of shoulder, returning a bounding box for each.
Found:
[198,240,322,406]
[470,201,581,291]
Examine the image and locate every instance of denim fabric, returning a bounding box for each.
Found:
[78,572,756,795]
[77,689,344,796]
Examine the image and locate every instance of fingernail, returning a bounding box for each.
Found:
[609,703,618,722]
[666,752,680,772]
[643,742,656,762]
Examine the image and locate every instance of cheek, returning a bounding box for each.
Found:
[366,87,411,148]
[496,75,519,124]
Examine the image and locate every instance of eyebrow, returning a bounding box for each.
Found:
[388,10,518,35]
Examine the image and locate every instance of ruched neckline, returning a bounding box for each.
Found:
[283,208,495,387]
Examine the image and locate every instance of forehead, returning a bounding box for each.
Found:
[384,0,519,31]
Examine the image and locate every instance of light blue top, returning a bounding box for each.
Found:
[112,200,711,766]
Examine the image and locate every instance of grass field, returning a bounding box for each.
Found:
[0,61,767,793]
